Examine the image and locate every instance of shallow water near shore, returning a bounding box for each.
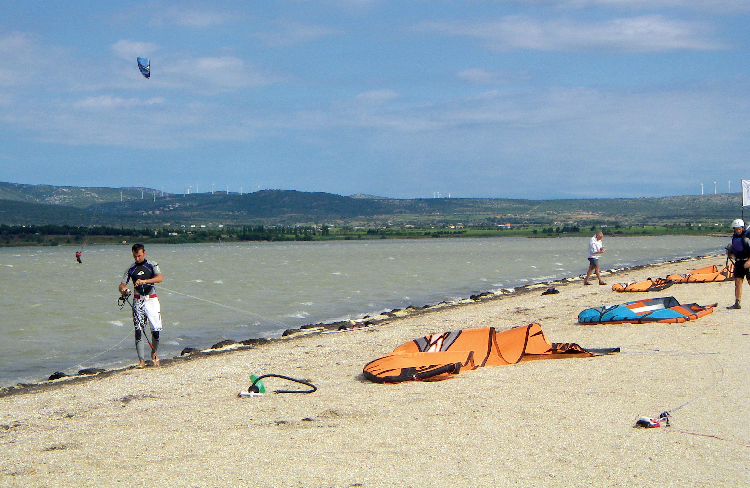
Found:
[0,235,725,387]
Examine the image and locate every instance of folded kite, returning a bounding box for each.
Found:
[666,264,733,283]
[363,323,618,383]
[611,278,674,292]
[578,296,716,325]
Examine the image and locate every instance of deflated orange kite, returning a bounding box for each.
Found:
[363,323,618,383]
[611,277,674,292]
[666,264,733,283]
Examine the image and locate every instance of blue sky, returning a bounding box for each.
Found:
[1,1,749,199]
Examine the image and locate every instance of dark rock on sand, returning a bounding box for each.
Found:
[78,368,105,376]
[240,338,271,346]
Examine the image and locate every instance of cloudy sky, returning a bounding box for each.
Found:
[1,1,748,199]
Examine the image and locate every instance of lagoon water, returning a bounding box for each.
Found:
[0,235,726,387]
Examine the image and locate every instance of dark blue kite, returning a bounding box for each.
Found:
[137,57,150,79]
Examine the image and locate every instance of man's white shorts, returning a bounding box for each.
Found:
[134,296,162,332]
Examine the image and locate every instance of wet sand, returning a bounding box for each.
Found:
[1,255,748,487]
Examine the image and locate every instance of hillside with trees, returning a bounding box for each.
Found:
[0,181,743,245]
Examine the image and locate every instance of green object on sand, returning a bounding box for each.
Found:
[249,374,266,394]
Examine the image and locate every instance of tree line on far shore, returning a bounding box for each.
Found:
[0,222,730,247]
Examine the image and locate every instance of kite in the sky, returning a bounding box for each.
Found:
[137,57,150,79]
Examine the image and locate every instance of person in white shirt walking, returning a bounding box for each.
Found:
[584,232,606,285]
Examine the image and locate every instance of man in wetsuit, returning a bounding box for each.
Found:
[119,243,163,367]
[726,219,750,310]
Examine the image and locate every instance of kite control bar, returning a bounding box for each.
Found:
[635,411,670,428]
[238,374,317,397]
[117,291,154,350]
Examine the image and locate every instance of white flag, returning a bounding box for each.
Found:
[744,179,750,207]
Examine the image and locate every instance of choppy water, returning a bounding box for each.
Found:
[0,236,725,387]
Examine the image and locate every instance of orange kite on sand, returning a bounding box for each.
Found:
[363,323,618,383]
[611,277,674,292]
[666,264,733,283]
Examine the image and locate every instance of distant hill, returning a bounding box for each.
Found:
[0,181,743,227]
[0,182,156,208]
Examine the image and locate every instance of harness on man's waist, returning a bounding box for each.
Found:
[131,263,155,295]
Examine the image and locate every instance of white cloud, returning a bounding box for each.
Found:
[355,90,401,104]
[457,68,526,85]
[417,15,727,52]
[457,68,496,85]
[0,32,72,89]
[163,55,281,92]
[253,20,340,48]
[271,79,750,195]
[74,95,165,110]
[146,6,240,28]
[111,40,159,61]
[166,10,234,28]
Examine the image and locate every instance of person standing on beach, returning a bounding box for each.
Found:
[584,231,606,285]
[119,243,163,367]
[726,219,750,310]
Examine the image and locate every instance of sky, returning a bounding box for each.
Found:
[1,1,749,200]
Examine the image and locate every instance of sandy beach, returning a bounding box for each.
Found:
[1,255,748,487]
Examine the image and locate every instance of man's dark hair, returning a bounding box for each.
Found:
[131,243,145,253]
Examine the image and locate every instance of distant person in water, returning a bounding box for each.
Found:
[584,231,606,285]
[75,251,82,264]
[119,243,163,367]
[726,219,750,310]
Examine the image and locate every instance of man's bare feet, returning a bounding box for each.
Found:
[151,352,160,366]
[138,360,146,368]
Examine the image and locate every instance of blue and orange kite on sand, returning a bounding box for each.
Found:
[578,296,716,325]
